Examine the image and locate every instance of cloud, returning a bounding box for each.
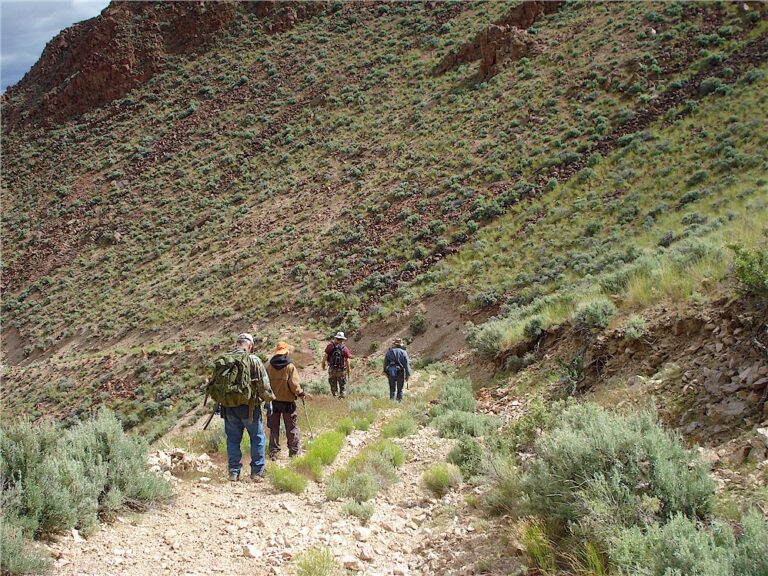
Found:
[1,0,109,91]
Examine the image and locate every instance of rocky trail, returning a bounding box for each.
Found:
[46,372,505,576]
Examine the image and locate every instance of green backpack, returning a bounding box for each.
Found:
[206,350,254,407]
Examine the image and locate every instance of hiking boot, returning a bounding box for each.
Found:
[228,471,240,482]
[289,451,299,458]
[250,470,266,481]
[269,452,279,461]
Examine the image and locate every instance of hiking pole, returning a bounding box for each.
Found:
[202,403,219,431]
[300,397,315,439]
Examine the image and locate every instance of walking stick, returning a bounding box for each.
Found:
[300,397,315,439]
[202,404,219,431]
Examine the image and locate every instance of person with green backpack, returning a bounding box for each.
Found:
[205,333,274,482]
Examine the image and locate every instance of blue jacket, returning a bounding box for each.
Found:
[383,347,411,378]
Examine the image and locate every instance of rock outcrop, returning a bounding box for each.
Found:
[484,295,768,445]
[1,1,327,128]
[434,0,564,78]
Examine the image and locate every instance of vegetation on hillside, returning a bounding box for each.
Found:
[426,371,768,575]
[0,410,170,573]
[2,5,766,436]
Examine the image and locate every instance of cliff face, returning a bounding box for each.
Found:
[1,1,325,127]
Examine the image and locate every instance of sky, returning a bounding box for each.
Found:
[1,0,109,92]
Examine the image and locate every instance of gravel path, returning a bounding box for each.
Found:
[47,373,494,576]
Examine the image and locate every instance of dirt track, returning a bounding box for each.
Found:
[47,372,508,576]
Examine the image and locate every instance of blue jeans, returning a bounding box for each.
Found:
[223,404,266,475]
[387,372,405,401]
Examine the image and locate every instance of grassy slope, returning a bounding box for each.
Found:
[412,65,768,351]
[2,1,766,429]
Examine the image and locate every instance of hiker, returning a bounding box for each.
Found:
[207,333,274,482]
[383,338,412,402]
[265,340,311,459]
[322,331,351,398]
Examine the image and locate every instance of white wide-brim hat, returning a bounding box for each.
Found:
[334,331,347,340]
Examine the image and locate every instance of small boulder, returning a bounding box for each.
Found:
[243,544,261,559]
[358,545,375,562]
[342,555,364,571]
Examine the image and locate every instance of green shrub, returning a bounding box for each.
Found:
[623,315,647,340]
[730,243,768,296]
[326,440,404,502]
[326,471,379,503]
[305,431,345,466]
[447,435,484,478]
[523,316,545,340]
[609,514,733,576]
[0,409,170,539]
[293,546,342,576]
[290,454,323,481]
[421,463,462,497]
[699,76,727,96]
[0,519,52,575]
[343,500,374,524]
[361,439,405,469]
[429,377,476,417]
[267,465,308,494]
[349,399,372,413]
[351,414,374,431]
[305,380,332,396]
[465,322,504,358]
[572,298,617,330]
[505,399,571,453]
[433,410,498,438]
[351,377,390,398]
[410,311,426,336]
[335,418,355,436]
[491,404,715,532]
[742,68,766,84]
[381,414,417,438]
[733,509,768,576]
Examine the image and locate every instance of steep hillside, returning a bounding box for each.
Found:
[2,0,767,438]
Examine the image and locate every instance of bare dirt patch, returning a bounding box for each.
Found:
[353,292,488,362]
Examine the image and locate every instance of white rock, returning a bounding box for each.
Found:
[342,555,364,571]
[354,526,371,542]
[381,520,398,532]
[393,566,409,575]
[243,544,262,558]
[71,528,84,543]
[358,545,375,561]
